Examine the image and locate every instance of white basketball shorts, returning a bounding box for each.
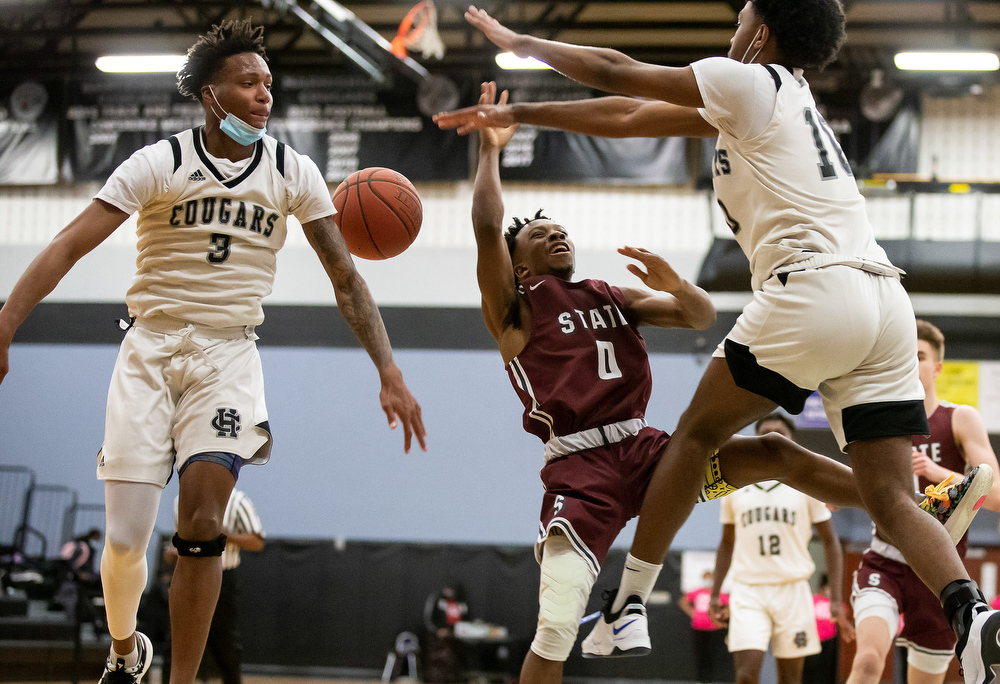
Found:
[727,579,820,658]
[714,265,926,449]
[98,321,272,487]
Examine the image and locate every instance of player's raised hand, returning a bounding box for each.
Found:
[379,364,427,454]
[433,97,516,136]
[619,245,684,293]
[477,82,520,150]
[465,5,521,53]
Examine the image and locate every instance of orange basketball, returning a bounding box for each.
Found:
[332,167,422,260]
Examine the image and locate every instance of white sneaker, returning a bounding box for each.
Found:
[958,607,1000,684]
[581,592,651,658]
[98,631,153,684]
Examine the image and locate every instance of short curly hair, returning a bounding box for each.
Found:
[504,209,551,259]
[176,19,267,101]
[751,0,846,70]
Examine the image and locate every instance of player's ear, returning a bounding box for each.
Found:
[513,262,530,280]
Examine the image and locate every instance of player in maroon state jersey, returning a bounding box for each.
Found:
[847,320,998,684]
[470,81,875,684]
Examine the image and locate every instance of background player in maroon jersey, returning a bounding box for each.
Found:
[847,320,999,684]
[470,80,871,684]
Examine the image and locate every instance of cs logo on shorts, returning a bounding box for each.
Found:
[212,408,242,439]
[794,631,808,648]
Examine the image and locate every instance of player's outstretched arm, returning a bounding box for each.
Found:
[815,519,854,642]
[434,97,716,140]
[470,82,527,361]
[463,5,704,106]
[302,215,427,453]
[0,199,127,386]
[709,524,735,628]
[618,246,716,330]
[953,404,1000,511]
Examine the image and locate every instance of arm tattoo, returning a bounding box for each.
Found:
[309,218,394,369]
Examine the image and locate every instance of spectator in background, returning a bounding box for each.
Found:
[679,570,733,683]
[61,528,102,583]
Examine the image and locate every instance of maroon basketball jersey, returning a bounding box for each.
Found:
[913,402,968,554]
[506,276,652,442]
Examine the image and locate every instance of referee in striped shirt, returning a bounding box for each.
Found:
[167,488,264,684]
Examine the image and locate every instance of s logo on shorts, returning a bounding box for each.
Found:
[212,408,242,439]
[868,573,881,587]
[553,495,564,515]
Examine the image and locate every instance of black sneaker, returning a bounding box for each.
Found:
[99,631,153,684]
[958,608,1000,684]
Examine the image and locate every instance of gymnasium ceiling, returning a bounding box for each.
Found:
[1,0,998,97]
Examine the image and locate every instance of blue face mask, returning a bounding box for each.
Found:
[207,86,266,146]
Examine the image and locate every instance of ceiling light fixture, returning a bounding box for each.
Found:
[95,55,187,73]
[894,51,999,71]
[495,52,552,70]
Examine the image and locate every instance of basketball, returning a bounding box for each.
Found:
[332,168,422,260]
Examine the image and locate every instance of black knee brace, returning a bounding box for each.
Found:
[172,533,227,557]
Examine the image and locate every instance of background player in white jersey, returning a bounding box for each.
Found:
[847,320,999,684]
[0,20,425,684]
[433,5,1000,680]
[710,414,848,684]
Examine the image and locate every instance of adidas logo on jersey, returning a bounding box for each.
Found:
[188,169,207,182]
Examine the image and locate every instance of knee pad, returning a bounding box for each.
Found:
[172,533,227,557]
[530,533,597,661]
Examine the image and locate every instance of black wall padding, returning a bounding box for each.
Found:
[696,238,752,292]
[237,539,697,679]
[697,237,1000,295]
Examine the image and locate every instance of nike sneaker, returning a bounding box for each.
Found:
[581,590,651,658]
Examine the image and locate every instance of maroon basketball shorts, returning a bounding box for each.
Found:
[852,549,956,655]
[535,426,669,575]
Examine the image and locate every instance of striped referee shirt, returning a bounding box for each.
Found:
[173,489,265,570]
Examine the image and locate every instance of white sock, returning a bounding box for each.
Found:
[110,641,139,669]
[611,553,662,613]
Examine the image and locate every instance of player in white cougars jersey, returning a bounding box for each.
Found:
[433,3,1000,681]
[711,415,846,684]
[0,20,425,684]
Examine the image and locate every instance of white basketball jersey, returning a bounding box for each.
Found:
[97,127,332,329]
[693,57,893,291]
[721,481,830,584]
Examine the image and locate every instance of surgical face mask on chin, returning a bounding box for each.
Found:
[207,86,266,146]
[741,27,765,65]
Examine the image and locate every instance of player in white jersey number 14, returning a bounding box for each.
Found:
[434,4,1000,683]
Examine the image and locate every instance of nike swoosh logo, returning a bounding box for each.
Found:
[613,619,638,635]
[529,281,544,290]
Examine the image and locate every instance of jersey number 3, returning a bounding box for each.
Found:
[207,233,232,263]
[596,340,623,380]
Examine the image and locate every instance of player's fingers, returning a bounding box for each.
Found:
[626,263,649,282]
[498,89,509,105]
